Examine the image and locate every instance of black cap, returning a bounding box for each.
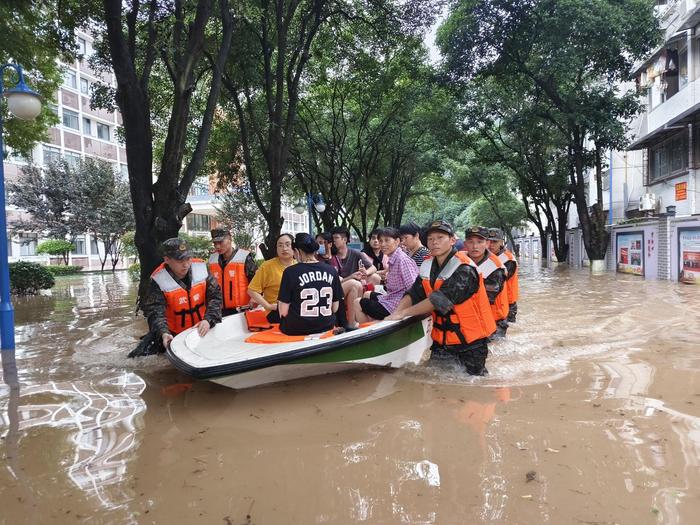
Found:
[465,226,489,239]
[210,228,230,242]
[161,237,193,260]
[425,220,455,236]
[487,228,504,241]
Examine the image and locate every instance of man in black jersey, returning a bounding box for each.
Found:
[278,233,344,335]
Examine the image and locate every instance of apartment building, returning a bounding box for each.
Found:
[567,0,700,282]
[183,179,311,253]
[4,30,127,269]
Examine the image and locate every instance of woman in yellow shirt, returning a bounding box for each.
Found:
[247,233,296,323]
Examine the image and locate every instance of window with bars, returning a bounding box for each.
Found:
[649,130,688,183]
[186,214,211,232]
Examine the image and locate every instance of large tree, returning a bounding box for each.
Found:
[217,0,441,255]
[289,36,454,239]
[92,0,234,298]
[437,0,660,261]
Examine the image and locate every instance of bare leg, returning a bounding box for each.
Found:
[342,279,363,327]
[353,297,370,324]
[367,273,381,286]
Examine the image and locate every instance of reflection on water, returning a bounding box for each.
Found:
[0,264,699,523]
[1,350,146,510]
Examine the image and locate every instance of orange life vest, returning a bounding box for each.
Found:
[477,252,509,322]
[497,249,519,304]
[151,260,208,335]
[208,249,251,310]
[420,251,496,346]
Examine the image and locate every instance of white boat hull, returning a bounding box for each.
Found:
[168,313,432,389]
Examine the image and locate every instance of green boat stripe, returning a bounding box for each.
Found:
[291,322,425,364]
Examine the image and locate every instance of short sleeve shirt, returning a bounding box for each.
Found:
[247,257,296,307]
[331,248,374,278]
[278,262,343,335]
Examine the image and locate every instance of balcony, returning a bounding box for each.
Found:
[647,76,700,133]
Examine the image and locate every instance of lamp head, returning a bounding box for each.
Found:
[313,193,326,213]
[293,199,306,215]
[5,77,42,121]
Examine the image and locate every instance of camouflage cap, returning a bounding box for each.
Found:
[425,219,455,236]
[487,228,504,241]
[464,226,489,239]
[210,228,230,242]
[161,237,192,260]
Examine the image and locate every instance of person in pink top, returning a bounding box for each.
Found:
[352,227,419,322]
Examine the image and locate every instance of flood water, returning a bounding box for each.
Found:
[1,264,700,524]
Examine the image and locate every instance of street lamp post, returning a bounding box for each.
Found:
[0,64,43,350]
[294,192,326,234]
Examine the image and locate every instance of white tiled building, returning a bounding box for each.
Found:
[4,30,128,269]
[183,179,311,254]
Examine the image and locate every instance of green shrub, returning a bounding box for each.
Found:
[9,262,55,295]
[45,265,83,276]
[127,262,141,282]
[180,233,212,259]
[37,239,74,264]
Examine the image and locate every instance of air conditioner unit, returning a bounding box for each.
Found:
[639,193,657,211]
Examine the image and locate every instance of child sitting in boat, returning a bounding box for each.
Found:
[277,233,343,336]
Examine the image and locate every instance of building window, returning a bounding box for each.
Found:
[63,69,77,90]
[62,109,79,130]
[80,77,89,95]
[7,239,12,257]
[186,214,211,232]
[90,236,100,255]
[72,237,86,255]
[77,37,87,56]
[43,146,61,166]
[120,164,128,180]
[189,182,209,196]
[65,152,81,170]
[48,103,59,116]
[19,233,38,256]
[83,117,92,135]
[649,131,688,182]
[97,123,110,141]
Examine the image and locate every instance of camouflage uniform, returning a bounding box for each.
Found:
[142,238,223,337]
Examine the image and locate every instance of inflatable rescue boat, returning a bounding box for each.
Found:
[167,309,432,389]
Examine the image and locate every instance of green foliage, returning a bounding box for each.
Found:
[437,0,660,259]
[288,33,456,238]
[214,189,265,251]
[121,231,137,258]
[0,0,88,156]
[45,265,83,276]
[179,234,212,260]
[9,159,134,270]
[8,162,80,240]
[37,239,74,256]
[127,263,141,282]
[9,262,55,295]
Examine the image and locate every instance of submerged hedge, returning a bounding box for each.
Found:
[9,262,55,295]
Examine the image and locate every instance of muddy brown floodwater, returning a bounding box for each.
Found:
[1,264,700,524]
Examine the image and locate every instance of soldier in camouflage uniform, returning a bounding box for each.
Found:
[141,238,222,351]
